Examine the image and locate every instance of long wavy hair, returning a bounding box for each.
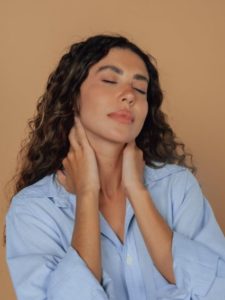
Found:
[13,34,196,195]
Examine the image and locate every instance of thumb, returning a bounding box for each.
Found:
[56,170,67,187]
[56,169,76,194]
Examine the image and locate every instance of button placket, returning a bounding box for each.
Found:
[126,254,133,266]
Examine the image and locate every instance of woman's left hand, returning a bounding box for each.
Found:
[122,141,146,198]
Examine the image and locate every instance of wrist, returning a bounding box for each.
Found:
[125,184,148,199]
[76,187,100,198]
[76,189,100,204]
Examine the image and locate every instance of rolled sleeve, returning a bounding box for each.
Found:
[6,200,112,300]
[47,246,111,299]
[171,170,225,298]
[172,231,219,296]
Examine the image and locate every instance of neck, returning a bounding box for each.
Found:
[86,132,126,201]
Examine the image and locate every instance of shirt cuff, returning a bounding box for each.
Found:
[172,231,219,297]
[47,246,110,299]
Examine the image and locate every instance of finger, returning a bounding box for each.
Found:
[74,116,90,146]
[62,156,71,170]
[68,126,81,150]
[56,169,75,194]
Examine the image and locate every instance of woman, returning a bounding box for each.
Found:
[6,34,225,300]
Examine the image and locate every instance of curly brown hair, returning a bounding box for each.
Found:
[13,34,196,195]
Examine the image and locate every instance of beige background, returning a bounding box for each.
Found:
[1,1,225,299]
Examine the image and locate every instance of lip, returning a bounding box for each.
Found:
[107,109,134,124]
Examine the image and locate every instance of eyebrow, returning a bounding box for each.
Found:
[96,64,149,83]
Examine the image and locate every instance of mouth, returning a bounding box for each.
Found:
[107,110,134,124]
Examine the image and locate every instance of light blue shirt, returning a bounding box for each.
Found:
[6,164,225,299]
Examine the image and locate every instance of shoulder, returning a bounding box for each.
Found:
[144,162,197,187]
[14,174,64,198]
[144,163,202,207]
[144,163,206,230]
[7,174,72,219]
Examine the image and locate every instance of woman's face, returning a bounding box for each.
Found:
[77,47,149,144]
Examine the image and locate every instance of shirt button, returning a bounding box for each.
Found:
[126,254,133,265]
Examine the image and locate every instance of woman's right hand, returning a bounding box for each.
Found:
[57,116,100,196]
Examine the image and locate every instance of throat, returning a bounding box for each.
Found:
[99,193,126,244]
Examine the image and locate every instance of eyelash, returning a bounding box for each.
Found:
[102,80,147,95]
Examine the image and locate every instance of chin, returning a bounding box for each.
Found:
[107,134,136,145]
[106,128,139,143]
[85,124,138,144]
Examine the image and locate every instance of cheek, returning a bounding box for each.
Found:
[78,88,97,114]
[139,101,148,123]
[134,102,148,135]
[78,92,106,127]
[144,103,149,118]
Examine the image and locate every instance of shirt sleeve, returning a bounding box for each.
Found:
[5,199,115,300]
[171,170,225,299]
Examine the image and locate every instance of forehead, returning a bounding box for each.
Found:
[90,48,149,77]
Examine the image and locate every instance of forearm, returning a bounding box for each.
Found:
[71,191,102,283]
[128,188,175,284]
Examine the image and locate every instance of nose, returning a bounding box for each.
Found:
[120,84,135,105]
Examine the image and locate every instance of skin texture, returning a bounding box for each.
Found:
[57,48,175,284]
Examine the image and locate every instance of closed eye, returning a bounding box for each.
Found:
[102,80,146,95]
[134,88,146,95]
[102,79,117,84]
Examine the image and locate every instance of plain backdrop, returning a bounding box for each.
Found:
[1,1,225,299]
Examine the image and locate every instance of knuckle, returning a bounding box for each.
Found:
[138,148,143,154]
[67,151,75,160]
[62,158,68,167]
[68,127,75,139]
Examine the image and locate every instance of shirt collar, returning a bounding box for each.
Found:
[26,163,186,208]
[144,163,186,184]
